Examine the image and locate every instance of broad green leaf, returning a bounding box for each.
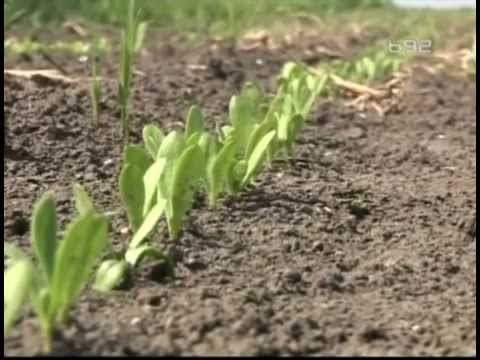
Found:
[207,139,237,207]
[170,145,205,199]
[142,159,167,216]
[157,131,185,160]
[185,105,204,140]
[143,124,164,160]
[31,191,57,283]
[125,245,166,267]
[73,183,96,216]
[131,200,166,249]
[50,212,109,324]
[242,130,276,186]
[229,95,255,154]
[94,259,129,292]
[167,144,205,240]
[4,260,33,336]
[120,163,145,232]
[124,145,152,176]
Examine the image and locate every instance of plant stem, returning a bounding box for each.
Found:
[42,322,53,354]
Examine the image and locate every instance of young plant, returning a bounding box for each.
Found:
[118,0,148,144]
[95,144,161,292]
[4,186,109,353]
[279,62,328,119]
[95,117,205,292]
[89,52,101,128]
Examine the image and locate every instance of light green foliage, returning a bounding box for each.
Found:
[5,186,109,353]
[280,62,328,118]
[4,259,34,336]
[321,50,402,89]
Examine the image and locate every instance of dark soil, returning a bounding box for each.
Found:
[4,26,476,356]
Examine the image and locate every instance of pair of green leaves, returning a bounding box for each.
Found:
[4,185,109,352]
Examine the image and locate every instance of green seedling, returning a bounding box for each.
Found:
[324,51,402,87]
[96,125,203,292]
[279,62,328,119]
[118,0,148,144]
[97,144,161,292]
[89,54,101,128]
[4,187,109,353]
[4,259,34,337]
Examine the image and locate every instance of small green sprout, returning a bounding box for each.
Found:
[118,0,148,145]
[89,53,101,128]
[4,186,109,353]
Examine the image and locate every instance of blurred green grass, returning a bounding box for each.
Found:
[5,0,392,32]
